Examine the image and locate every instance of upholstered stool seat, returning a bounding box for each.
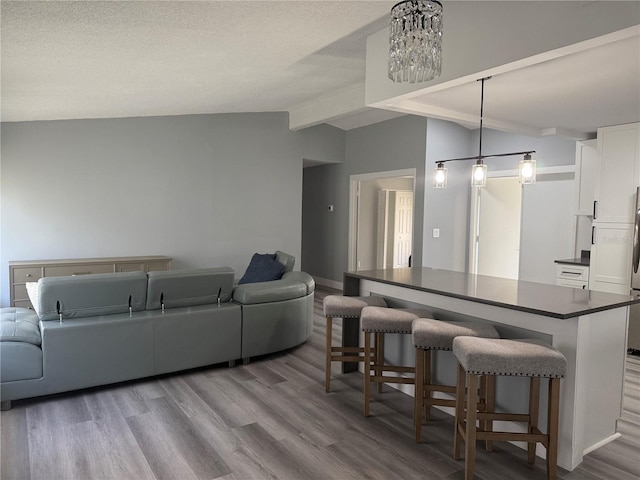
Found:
[412,318,499,443]
[452,337,567,480]
[361,306,433,417]
[323,295,387,392]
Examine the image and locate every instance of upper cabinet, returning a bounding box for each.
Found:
[593,123,640,223]
[574,139,597,215]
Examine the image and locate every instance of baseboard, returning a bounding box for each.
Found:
[313,276,343,292]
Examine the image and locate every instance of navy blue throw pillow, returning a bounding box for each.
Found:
[238,253,285,284]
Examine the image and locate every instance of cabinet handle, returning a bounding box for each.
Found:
[561,271,582,276]
[593,200,597,219]
[592,226,596,245]
[71,271,91,276]
[25,273,31,277]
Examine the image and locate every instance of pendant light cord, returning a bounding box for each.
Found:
[478,77,490,162]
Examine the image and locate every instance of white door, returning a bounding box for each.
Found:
[393,191,413,267]
[470,177,522,279]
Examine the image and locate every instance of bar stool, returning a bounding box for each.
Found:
[412,318,500,443]
[361,306,432,417]
[452,337,567,480]
[323,295,387,392]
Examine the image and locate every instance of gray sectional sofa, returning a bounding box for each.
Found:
[0,251,314,410]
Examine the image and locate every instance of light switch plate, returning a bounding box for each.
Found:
[433,228,440,238]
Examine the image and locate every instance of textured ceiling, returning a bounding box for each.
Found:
[1,1,639,138]
[1,1,393,122]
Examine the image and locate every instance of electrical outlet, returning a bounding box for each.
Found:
[328,205,334,212]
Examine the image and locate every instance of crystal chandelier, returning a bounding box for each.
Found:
[388,0,443,83]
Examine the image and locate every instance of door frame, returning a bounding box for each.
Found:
[348,168,416,272]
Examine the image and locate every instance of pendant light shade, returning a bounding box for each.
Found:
[471,163,487,188]
[519,153,536,184]
[388,0,443,83]
[433,162,447,188]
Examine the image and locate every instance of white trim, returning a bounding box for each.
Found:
[350,168,416,182]
[582,433,622,456]
[313,276,343,292]
[487,165,575,179]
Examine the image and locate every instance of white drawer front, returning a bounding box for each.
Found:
[12,267,42,283]
[44,264,114,277]
[557,278,589,289]
[556,264,589,281]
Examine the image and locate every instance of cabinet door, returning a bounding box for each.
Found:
[145,262,171,272]
[589,222,633,293]
[574,140,597,215]
[593,123,640,223]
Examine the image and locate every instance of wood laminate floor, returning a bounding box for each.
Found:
[1,288,639,479]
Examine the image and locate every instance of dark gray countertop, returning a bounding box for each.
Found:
[345,267,638,319]
[555,257,590,266]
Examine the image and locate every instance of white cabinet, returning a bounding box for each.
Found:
[556,264,589,289]
[574,139,597,215]
[589,223,633,294]
[593,123,640,223]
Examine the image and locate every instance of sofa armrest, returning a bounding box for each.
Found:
[282,271,315,295]
[232,273,313,305]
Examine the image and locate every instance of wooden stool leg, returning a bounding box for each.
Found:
[424,349,432,421]
[453,363,466,460]
[528,377,541,464]
[364,330,372,417]
[484,374,495,452]
[547,378,561,480]
[325,316,333,393]
[464,373,479,480]
[376,332,385,393]
[414,347,424,443]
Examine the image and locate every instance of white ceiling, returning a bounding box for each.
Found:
[0,1,394,124]
[1,1,639,139]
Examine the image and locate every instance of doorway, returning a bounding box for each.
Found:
[377,189,414,268]
[469,176,522,279]
[348,169,416,272]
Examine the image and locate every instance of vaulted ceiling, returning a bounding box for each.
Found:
[2,1,639,139]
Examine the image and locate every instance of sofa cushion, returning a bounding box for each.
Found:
[146,267,235,310]
[26,281,41,316]
[0,307,41,346]
[238,253,285,285]
[36,271,148,321]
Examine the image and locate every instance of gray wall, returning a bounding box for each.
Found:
[302,115,428,283]
[0,112,344,306]
[424,122,577,282]
[423,118,475,271]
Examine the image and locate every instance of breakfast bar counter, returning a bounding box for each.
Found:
[343,267,638,471]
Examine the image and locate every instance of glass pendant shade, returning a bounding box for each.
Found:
[471,163,487,188]
[388,0,443,83]
[433,164,447,188]
[519,154,536,184]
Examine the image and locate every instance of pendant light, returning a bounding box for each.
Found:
[432,76,536,188]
